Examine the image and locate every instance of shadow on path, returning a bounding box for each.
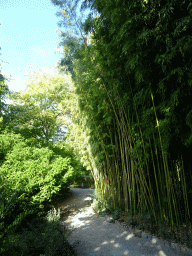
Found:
[46,188,192,256]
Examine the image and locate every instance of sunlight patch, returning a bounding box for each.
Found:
[151,238,158,243]
[125,234,134,240]
[116,231,128,238]
[101,241,108,245]
[159,250,166,256]
[84,196,92,201]
[94,247,101,251]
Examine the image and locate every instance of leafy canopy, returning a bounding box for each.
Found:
[8,71,72,145]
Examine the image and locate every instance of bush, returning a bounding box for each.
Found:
[0,131,80,254]
[0,132,24,166]
[0,133,76,206]
[1,213,76,256]
[83,175,95,188]
[0,186,37,254]
[49,141,90,186]
[112,207,123,222]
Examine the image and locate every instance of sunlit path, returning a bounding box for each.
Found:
[59,188,192,256]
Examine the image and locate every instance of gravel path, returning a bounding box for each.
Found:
[53,188,192,256]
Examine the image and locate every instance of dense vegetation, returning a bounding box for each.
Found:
[52,0,192,249]
[1,0,192,253]
[0,68,92,254]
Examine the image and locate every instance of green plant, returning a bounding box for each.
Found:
[64,229,74,239]
[46,207,60,222]
[98,208,109,216]
[0,186,37,254]
[1,214,76,256]
[0,132,75,206]
[90,190,95,200]
[112,207,123,222]
[51,0,192,249]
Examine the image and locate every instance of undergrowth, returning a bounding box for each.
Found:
[2,214,76,256]
[1,187,77,256]
[91,191,192,250]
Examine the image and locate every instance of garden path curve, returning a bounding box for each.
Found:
[52,188,192,256]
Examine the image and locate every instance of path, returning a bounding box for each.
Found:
[52,188,192,256]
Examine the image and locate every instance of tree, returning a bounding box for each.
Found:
[53,0,192,230]
[0,129,86,251]
[0,52,10,131]
[77,0,192,224]
[8,71,72,146]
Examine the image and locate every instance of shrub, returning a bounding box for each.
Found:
[0,136,76,206]
[0,131,79,254]
[1,213,76,256]
[0,186,36,254]
[112,207,123,221]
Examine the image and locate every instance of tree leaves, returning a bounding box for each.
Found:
[52,0,192,226]
[7,71,71,145]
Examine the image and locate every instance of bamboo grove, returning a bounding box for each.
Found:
[52,0,192,239]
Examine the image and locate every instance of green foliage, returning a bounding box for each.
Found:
[46,207,61,222]
[0,185,37,254]
[0,130,87,253]
[0,132,77,205]
[0,131,24,165]
[50,141,91,185]
[111,207,123,222]
[1,214,76,256]
[92,191,123,221]
[7,71,71,145]
[53,0,192,243]
[92,190,113,214]
[0,68,9,120]
[82,13,96,34]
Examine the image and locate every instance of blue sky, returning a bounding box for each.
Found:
[0,0,65,93]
